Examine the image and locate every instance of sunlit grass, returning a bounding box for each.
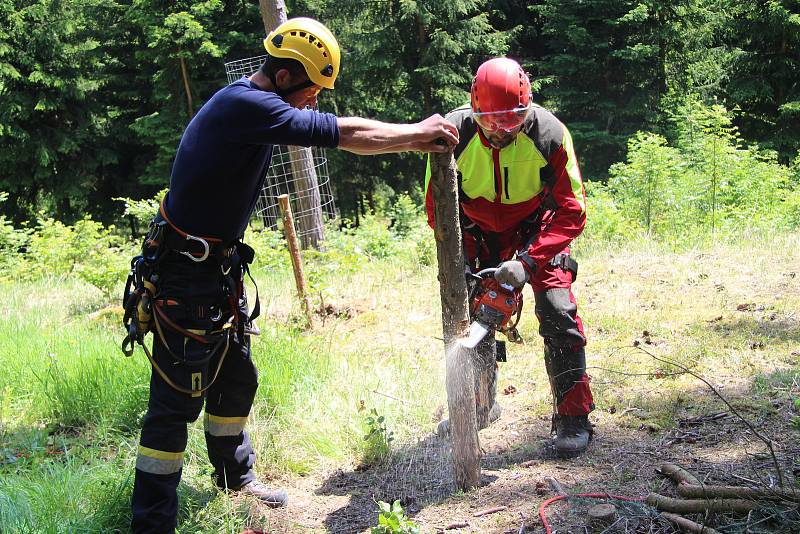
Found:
[1,226,798,532]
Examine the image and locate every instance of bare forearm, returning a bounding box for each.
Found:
[336,114,458,155]
[337,117,422,153]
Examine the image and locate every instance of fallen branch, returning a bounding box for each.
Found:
[659,512,722,534]
[473,506,507,517]
[646,492,759,514]
[635,346,785,488]
[676,483,800,503]
[443,521,469,530]
[658,462,702,486]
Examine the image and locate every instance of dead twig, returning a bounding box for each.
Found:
[443,521,469,530]
[634,346,785,488]
[370,389,417,406]
[473,506,507,517]
[659,512,722,534]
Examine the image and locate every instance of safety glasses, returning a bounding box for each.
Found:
[473,105,529,133]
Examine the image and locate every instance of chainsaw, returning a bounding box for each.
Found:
[461,267,524,349]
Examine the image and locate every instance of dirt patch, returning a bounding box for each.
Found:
[244,390,799,533]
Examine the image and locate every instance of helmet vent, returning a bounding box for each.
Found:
[299,31,307,37]
[271,34,284,48]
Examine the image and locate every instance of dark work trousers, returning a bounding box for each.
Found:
[131,251,258,534]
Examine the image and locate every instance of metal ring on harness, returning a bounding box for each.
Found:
[181,234,210,262]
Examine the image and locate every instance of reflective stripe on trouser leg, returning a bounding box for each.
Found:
[473,333,498,430]
[204,311,259,490]
[204,413,248,437]
[136,445,184,475]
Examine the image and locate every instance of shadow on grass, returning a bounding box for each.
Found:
[705,313,800,345]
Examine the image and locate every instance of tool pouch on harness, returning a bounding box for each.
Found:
[121,218,168,357]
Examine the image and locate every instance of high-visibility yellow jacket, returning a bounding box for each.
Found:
[425,104,586,273]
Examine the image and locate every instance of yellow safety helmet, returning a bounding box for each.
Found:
[263,18,341,90]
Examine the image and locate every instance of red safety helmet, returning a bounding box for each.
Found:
[470,58,531,133]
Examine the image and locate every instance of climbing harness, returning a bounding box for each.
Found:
[121,200,260,396]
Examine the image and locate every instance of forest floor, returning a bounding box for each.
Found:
[228,234,800,533]
[2,231,799,534]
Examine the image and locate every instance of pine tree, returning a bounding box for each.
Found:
[535,0,681,179]
[723,0,800,161]
[0,0,118,222]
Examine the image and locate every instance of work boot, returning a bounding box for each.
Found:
[552,414,593,458]
[436,402,502,438]
[235,480,288,508]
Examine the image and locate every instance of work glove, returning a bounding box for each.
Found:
[494,260,529,289]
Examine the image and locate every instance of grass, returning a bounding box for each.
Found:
[1,223,799,532]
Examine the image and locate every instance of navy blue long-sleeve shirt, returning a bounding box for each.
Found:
[165,77,340,240]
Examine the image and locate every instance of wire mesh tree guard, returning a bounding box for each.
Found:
[224,55,337,249]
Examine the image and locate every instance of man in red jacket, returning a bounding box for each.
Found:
[425,57,593,457]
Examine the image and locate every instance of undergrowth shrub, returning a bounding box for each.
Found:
[607,99,799,242]
[15,216,130,299]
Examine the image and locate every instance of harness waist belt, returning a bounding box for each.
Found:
[158,199,236,262]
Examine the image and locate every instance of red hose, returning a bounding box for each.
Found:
[539,492,646,534]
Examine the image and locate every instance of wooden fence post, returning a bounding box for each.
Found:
[429,151,481,490]
[278,194,313,325]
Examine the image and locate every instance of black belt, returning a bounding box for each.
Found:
[160,221,236,262]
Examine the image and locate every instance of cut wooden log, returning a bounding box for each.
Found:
[659,512,722,534]
[646,493,759,514]
[657,462,702,486]
[676,483,800,503]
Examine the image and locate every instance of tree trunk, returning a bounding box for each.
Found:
[179,56,194,121]
[258,0,325,249]
[430,151,481,491]
[289,146,324,250]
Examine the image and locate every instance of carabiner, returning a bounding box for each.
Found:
[181,234,210,262]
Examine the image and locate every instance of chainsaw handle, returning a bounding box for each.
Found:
[473,267,498,278]
[475,267,518,290]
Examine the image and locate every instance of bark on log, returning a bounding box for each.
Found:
[658,462,702,486]
[278,195,312,325]
[676,483,800,503]
[645,493,759,514]
[289,146,325,250]
[659,512,722,534]
[430,150,480,490]
[258,0,325,249]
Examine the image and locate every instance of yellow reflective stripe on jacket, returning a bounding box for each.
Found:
[455,135,496,202]
[561,127,586,214]
[204,412,248,437]
[453,132,548,205]
[136,445,184,475]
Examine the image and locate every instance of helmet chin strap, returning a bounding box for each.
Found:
[260,57,315,98]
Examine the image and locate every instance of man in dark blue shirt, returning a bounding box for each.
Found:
[127,17,458,534]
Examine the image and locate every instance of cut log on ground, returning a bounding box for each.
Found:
[657,462,702,486]
[659,512,722,534]
[676,483,800,503]
[646,493,759,514]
